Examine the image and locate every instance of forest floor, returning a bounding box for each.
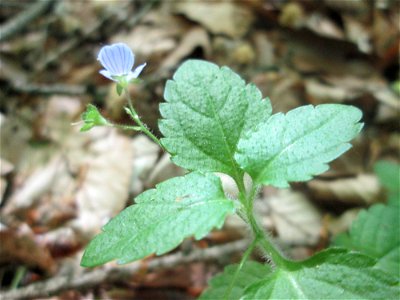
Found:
[0,1,399,299]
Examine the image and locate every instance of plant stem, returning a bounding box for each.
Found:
[236,178,292,269]
[223,237,259,300]
[234,175,247,207]
[247,208,291,268]
[10,266,26,289]
[123,87,164,149]
[109,123,141,131]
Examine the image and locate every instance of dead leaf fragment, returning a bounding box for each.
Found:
[4,157,65,214]
[146,152,184,190]
[252,71,302,113]
[305,13,344,40]
[305,79,359,103]
[111,9,188,59]
[326,208,361,236]
[0,158,14,175]
[73,129,134,238]
[160,26,211,71]
[131,134,160,195]
[0,223,56,273]
[308,174,382,205]
[173,2,253,38]
[268,190,322,246]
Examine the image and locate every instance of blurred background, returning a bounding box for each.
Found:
[0,0,399,299]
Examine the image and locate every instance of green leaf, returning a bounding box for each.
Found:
[80,104,109,132]
[200,262,271,300]
[242,248,399,299]
[159,60,272,177]
[334,204,400,277]
[81,172,234,267]
[374,160,400,206]
[235,104,363,187]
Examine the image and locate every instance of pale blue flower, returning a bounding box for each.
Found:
[97,43,146,83]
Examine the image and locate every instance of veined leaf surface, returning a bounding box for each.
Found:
[334,204,400,277]
[159,60,272,177]
[242,249,399,299]
[236,104,363,187]
[200,261,271,300]
[81,172,234,267]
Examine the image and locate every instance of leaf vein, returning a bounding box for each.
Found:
[256,109,344,182]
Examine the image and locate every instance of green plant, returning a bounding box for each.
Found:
[334,161,400,278]
[80,48,399,299]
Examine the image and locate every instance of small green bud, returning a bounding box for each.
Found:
[80,104,109,132]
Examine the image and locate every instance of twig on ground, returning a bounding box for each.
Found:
[0,0,55,42]
[0,239,248,300]
[9,82,87,96]
[0,47,86,96]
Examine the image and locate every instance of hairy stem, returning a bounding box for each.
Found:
[247,208,291,268]
[223,237,259,300]
[123,88,164,149]
[109,123,141,131]
[236,177,291,268]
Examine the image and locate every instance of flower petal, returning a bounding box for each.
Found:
[97,43,134,76]
[127,63,147,81]
[98,45,119,75]
[99,70,116,81]
[117,43,134,74]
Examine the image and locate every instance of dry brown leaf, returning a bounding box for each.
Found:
[39,96,83,142]
[111,8,188,61]
[3,96,136,248]
[173,1,254,38]
[252,71,302,113]
[112,26,177,59]
[373,89,400,123]
[372,10,400,57]
[252,31,276,68]
[0,109,33,166]
[310,75,399,122]
[326,137,367,176]
[267,190,322,246]
[305,79,360,104]
[305,13,344,40]
[326,208,361,236]
[52,0,98,35]
[131,134,160,196]
[308,174,383,205]
[4,157,66,214]
[286,31,375,76]
[72,128,134,239]
[160,26,211,71]
[375,102,400,123]
[343,16,372,54]
[0,223,56,273]
[0,158,13,176]
[37,227,82,258]
[3,97,82,215]
[146,153,184,190]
